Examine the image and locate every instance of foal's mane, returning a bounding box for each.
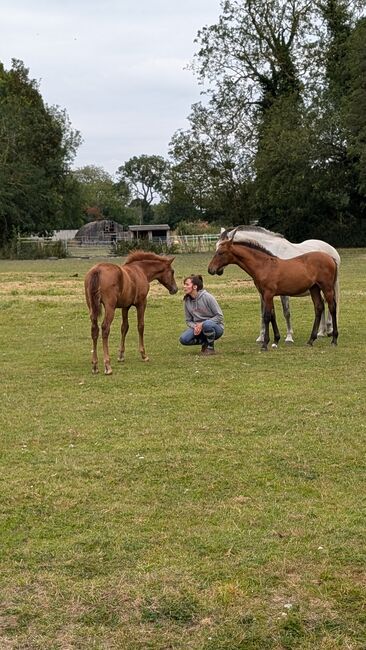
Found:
[229,239,277,258]
[125,250,166,265]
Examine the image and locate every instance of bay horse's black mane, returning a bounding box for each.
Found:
[227,239,278,258]
[125,250,166,265]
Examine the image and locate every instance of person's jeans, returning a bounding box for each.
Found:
[179,320,224,347]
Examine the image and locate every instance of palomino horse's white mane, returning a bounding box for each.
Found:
[220,225,285,240]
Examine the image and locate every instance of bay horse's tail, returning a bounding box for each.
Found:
[85,268,102,323]
[334,258,340,320]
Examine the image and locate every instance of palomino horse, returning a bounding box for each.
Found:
[218,226,340,343]
[84,251,178,374]
[208,240,338,352]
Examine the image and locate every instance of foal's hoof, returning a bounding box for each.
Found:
[271,343,278,349]
[141,356,150,362]
[92,368,99,375]
[117,356,125,363]
[104,367,113,375]
[260,346,268,352]
[285,336,294,344]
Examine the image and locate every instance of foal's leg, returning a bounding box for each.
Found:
[136,300,149,361]
[101,305,116,375]
[118,307,130,362]
[281,296,294,343]
[307,286,324,346]
[90,316,99,374]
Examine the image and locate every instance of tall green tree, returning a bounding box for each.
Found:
[344,17,366,199]
[117,155,169,224]
[0,59,81,244]
[73,165,130,224]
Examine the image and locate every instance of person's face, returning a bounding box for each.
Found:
[183,278,197,297]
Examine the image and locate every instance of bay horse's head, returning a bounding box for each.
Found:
[208,240,233,276]
[157,256,178,294]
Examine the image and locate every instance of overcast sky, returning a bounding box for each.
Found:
[0,0,221,176]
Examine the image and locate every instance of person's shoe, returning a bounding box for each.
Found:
[201,346,215,356]
[201,342,208,353]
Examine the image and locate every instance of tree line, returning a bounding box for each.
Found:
[1,1,366,248]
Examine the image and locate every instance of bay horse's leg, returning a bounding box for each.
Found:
[270,307,281,349]
[322,288,338,345]
[101,305,116,375]
[261,294,275,352]
[317,298,328,337]
[90,317,99,374]
[281,296,294,343]
[307,286,324,346]
[256,296,265,343]
[136,300,149,361]
[118,307,130,362]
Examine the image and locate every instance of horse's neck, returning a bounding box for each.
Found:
[135,260,163,281]
[231,245,265,279]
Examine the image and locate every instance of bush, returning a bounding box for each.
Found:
[0,238,68,259]
[175,220,221,235]
[112,239,178,256]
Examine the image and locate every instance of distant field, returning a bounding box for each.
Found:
[0,250,365,649]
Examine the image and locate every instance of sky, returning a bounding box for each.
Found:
[0,0,222,176]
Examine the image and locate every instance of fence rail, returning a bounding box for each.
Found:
[16,234,220,258]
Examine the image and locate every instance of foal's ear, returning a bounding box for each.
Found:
[168,256,175,263]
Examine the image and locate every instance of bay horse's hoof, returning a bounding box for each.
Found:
[104,367,113,375]
[271,343,278,349]
[260,347,268,352]
[117,356,125,363]
[141,356,150,362]
[307,341,314,347]
[92,367,99,374]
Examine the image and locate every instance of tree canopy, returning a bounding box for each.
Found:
[168,0,366,244]
[0,59,82,245]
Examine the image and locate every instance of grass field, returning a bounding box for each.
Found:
[0,250,365,649]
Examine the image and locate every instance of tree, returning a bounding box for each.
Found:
[0,59,81,245]
[171,0,366,242]
[117,155,170,223]
[73,165,130,224]
[344,17,366,198]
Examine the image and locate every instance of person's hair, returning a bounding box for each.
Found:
[184,274,204,291]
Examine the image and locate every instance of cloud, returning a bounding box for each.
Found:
[0,0,221,174]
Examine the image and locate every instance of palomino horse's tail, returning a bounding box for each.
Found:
[85,268,102,322]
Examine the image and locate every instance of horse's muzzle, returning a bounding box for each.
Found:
[170,287,179,295]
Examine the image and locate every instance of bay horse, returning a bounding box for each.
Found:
[84,251,178,374]
[218,226,340,343]
[208,240,338,351]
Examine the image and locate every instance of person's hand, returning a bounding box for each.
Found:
[194,323,202,335]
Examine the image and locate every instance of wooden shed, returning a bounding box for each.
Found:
[128,224,170,243]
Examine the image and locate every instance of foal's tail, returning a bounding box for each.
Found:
[85,268,102,323]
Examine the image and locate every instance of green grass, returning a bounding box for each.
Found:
[0,251,365,649]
